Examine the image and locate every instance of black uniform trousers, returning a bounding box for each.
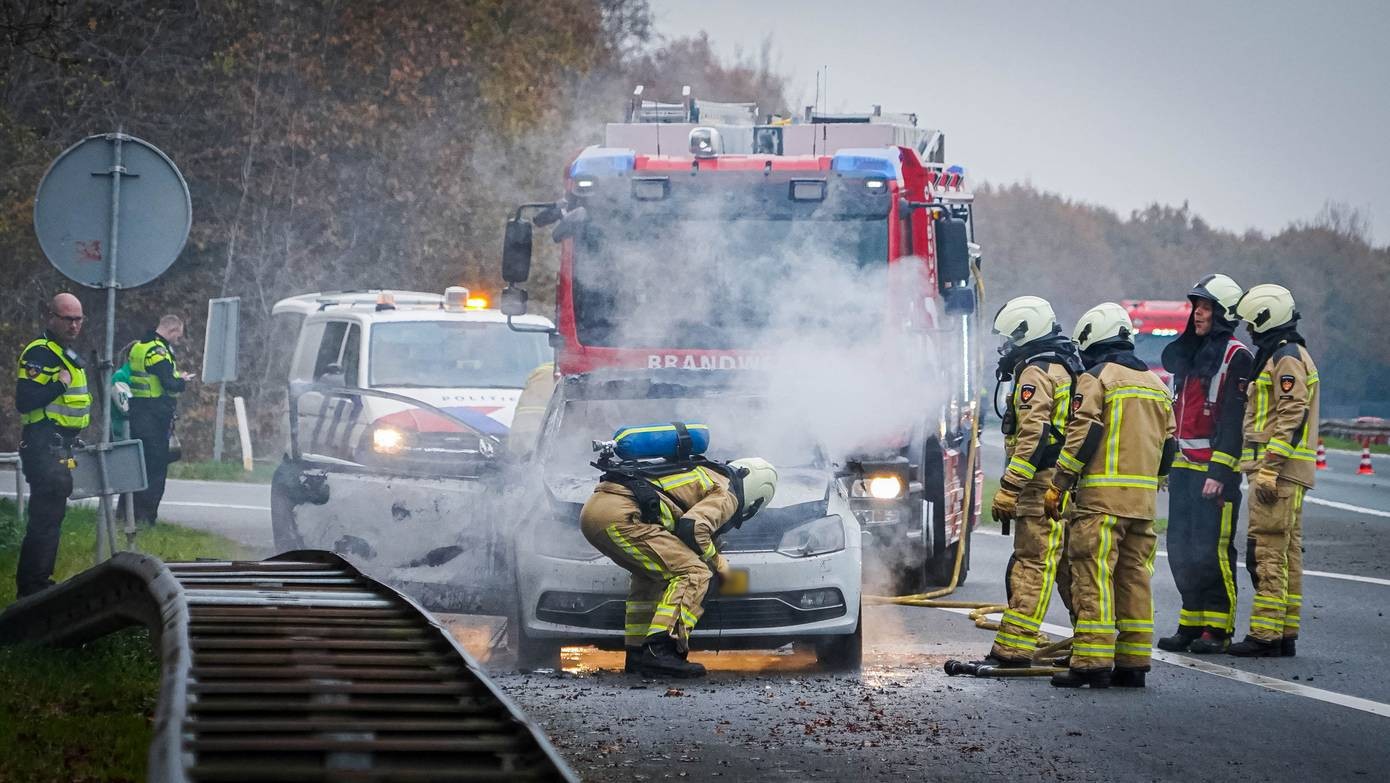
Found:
[1165,467,1241,637]
[129,401,173,525]
[16,424,76,597]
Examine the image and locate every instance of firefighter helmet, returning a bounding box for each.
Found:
[1189,273,1243,320]
[1235,284,1297,333]
[992,296,1058,348]
[1073,302,1134,351]
[730,457,777,521]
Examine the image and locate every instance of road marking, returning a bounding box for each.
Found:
[1150,550,1390,587]
[1304,495,1390,519]
[936,607,1390,720]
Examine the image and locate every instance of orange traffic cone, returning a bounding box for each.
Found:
[1357,444,1375,476]
[1316,440,1327,470]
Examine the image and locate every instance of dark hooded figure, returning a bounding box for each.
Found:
[1155,274,1254,654]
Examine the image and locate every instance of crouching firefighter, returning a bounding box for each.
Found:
[580,423,777,678]
[1157,274,1253,654]
[984,296,1082,666]
[1047,303,1176,689]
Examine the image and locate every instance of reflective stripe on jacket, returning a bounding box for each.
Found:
[129,338,177,399]
[17,338,91,429]
[1242,343,1319,488]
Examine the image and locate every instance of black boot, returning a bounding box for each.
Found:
[1051,668,1112,689]
[632,637,706,678]
[1227,636,1282,657]
[1281,637,1297,658]
[624,647,639,673]
[1187,631,1229,654]
[1156,627,1201,652]
[1112,668,1148,688]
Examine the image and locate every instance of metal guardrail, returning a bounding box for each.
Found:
[0,550,576,783]
[1,452,23,522]
[1320,419,1390,445]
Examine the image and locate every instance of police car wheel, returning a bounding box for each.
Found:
[815,610,863,672]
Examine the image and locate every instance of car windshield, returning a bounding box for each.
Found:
[542,395,827,482]
[572,216,888,350]
[369,321,550,388]
[1132,332,1172,368]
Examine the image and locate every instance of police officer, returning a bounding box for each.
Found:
[128,314,193,526]
[580,435,777,678]
[1228,284,1318,657]
[14,293,92,597]
[1156,275,1254,654]
[1047,303,1176,688]
[985,296,1082,665]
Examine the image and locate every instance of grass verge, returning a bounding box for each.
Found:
[1321,435,1390,455]
[0,499,247,782]
[166,459,276,483]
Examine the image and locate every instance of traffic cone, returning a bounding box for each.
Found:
[1357,444,1375,476]
[1316,440,1327,470]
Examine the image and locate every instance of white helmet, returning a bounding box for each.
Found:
[992,296,1059,348]
[1073,302,1134,351]
[1189,273,1243,320]
[1235,284,1296,333]
[730,457,777,520]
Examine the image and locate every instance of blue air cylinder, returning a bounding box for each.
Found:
[612,422,710,461]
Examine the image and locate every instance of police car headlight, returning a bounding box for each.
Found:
[371,426,406,454]
[776,515,845,558]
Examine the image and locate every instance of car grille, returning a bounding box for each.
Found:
[537,590,846,630]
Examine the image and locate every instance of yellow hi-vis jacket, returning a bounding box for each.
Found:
[1242,342,1319,489]
[1003,360,1074,516]
[129,336,179,399]
[581,466,738,563]
[1056,360,1176,520]
[17,337,91,430]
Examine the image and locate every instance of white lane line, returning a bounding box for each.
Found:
[935,607,1390,720]
[1150,550,1390,587]
[0,491,269,513]
[1304,495,1390,519]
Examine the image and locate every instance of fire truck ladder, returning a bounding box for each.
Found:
[0,550,576,783]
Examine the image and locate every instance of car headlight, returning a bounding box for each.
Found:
[850,475,905,499]
[372,426,406,454]
[776,514,845,558]
[532,517,604,561]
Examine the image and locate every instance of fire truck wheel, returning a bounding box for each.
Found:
[925,533,971,587]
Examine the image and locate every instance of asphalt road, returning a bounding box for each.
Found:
[6,444,1389,780]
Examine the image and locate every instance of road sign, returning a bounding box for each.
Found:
[33,133,191,288]
[71,440,148,500]
[203,297,240,384]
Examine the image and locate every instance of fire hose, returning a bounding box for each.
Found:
[864,266,1071,678]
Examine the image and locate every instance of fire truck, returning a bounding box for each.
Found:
[497,86,984,644]
[1122,299,1191,385]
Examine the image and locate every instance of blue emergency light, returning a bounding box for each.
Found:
[830,148,902,181]
[569,147,636,180]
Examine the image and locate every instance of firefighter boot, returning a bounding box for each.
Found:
[974,651,1031,669]
[1227,636,1282,658]
[1050,668,1112,689]
[1187,631,1229,654]
[1111,667,1148,688]
[633,637,706,678]
[1156,627,1201,652]
[624,647,639,673]
[1281,638,1297,658]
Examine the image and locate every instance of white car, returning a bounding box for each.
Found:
[508,375,864,670]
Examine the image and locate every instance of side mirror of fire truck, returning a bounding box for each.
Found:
[502,217,534,284]
[934,216,976,315]
[500,285,528,317]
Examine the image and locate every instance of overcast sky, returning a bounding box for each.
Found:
[650,0,1390,244]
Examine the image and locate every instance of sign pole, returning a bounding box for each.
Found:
[93,133,126,562]
[213,382,226,462]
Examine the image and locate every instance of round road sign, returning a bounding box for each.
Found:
[33,133,191,288]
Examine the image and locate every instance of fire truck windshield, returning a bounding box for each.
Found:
[572,215,889,349]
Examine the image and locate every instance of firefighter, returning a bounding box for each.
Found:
[580,441,777,678]
[14,293,92,598]
[128,314,194,526]
[1228,284,1318,657]
[1047,303,1176,688]
[984,296,1082,665]
[1156,275,1254,654]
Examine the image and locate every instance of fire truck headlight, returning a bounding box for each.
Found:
[372,427,406,454]
[867,475,904,500]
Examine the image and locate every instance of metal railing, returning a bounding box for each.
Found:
[1321,419,1390,446]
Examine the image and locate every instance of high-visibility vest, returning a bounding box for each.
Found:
[1173,337,1247,465]
[17,338,91,429]
[129,338,177,399]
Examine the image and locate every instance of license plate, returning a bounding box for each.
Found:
[720,568,750,596]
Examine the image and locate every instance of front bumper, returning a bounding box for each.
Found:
[517,544,862,644]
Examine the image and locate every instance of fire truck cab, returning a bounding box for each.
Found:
[1122,299,1190,385]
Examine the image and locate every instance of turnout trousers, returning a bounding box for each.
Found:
[1165,468,1240,637]
[991,513,1067,661]
[1067,512,1158,671]
[581,517,712,652]
[1245,480,1305,642]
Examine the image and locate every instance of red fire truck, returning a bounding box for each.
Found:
[1122,299,1190,385]
[499,90,984,596]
